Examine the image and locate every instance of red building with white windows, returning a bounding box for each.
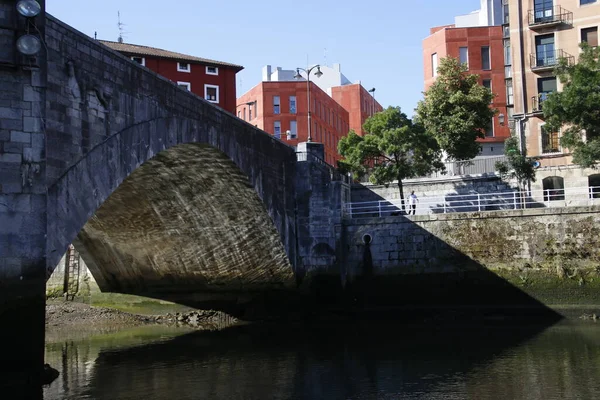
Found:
[423,25,510,156]
[237,64,382,165]
[100,40,243,114]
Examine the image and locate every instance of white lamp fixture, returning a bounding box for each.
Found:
[16,0,41,17]
[16,34,41,55]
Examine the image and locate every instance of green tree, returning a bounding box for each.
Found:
[416,56,496,161]
[543,43,600,168]
[495,136,536,195]
[338,106,444,211]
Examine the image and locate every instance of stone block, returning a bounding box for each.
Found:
[1,183,23,193]
[23,147,43,162]
[23,117,42,132]
[3,141,23,153]
[10,131,30,144]
[0,106,22,119]
[0,153,21,163]
[0,118,23,130]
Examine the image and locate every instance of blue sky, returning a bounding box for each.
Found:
[47,0,481,117]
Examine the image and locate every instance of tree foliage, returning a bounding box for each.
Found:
[543,43,600,167]
[416,57,496,161]
[338,106,444,209]
[495,136,536,191]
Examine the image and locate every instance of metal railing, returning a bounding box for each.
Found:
[530,49,574,71]
[424,156,508,179]
[532,92,549,113]
[345,186,600,218]
[528,6,573,27]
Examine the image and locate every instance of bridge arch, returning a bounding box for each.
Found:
[46,117,298,301]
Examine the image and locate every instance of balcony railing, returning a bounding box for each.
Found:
[530,49,574,71]
[532,92,550,113]
[528,6,573,28]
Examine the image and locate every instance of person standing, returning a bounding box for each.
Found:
[408,191,418,215]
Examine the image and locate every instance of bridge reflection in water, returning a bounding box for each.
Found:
[43,321,600,400]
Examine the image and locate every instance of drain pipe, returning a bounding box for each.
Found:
[516,0,529,156]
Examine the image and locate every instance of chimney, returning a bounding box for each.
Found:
[333,63,341,72]
[262,65,272,82]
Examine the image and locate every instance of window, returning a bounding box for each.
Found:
[483,79,493,103]
[538,77,557,98]
[289,120,297,139]
[535,34,555,67]
[248,104,252,120]
[459,47,468,67]
[237,111,241,118]
[502,1,510,24]
[177,62,190,72]
[541,125,560,154]
[506,83,514,105]
[206,66,218,75]
[504,39,511,65]
[274,121,281,139]
[534,0,554,23]
[432,53,438,77]
[582,27,598,47]
[131,56,145,66]
[289,96,297,114]
[204,84,219,102]
[243,108,246,121]
[542,176,565,202]
[177,81,191,91]
[273,96,280,114]
[588,174,600,199]
[485,119,494,137]
[581,0,597,5]
[481,46,491,70]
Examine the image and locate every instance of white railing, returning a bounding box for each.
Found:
[344,186,600,218]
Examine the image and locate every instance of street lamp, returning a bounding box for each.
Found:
[368,87,376,116]
[294,65,323,142]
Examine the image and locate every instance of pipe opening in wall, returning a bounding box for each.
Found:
[362,234,372,245]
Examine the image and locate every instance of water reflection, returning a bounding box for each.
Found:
[44,322,600,400]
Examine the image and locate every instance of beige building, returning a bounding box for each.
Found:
[505,0,599,168]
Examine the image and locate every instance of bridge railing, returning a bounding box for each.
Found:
[345,186,600,218]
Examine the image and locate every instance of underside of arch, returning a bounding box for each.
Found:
[75,143,296,300]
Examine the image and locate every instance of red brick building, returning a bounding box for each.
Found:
[237,65,382,164]
[331,83,383,137]
[237,81,349,165]
[101,41,243,114]
[423,25,510,156]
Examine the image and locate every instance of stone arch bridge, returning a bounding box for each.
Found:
[1,4,346,389]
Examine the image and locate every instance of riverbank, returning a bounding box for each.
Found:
[45,300,240,334]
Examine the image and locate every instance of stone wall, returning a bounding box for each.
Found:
[343,206,600,309]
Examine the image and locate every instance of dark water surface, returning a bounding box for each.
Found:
[43,320,600,400]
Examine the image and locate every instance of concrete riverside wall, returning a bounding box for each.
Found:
[343,206,600,310]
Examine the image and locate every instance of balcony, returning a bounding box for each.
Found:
[530,49,574,72]
[531,93,550,114]
[528,6,573,29]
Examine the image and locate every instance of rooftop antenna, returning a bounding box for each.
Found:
[323,47,327,67]
[117,11,126,43]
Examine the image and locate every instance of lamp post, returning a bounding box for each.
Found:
[368,87,376,116]
[294,65,323,142]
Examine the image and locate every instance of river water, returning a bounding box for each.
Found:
[43,320,600,400]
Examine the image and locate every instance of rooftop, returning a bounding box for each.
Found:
[99,40,244,71]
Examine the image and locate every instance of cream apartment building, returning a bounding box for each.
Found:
[505,0,599,167]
